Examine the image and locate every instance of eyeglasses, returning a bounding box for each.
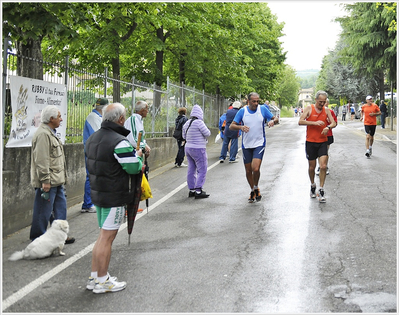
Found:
[251,100,260,103]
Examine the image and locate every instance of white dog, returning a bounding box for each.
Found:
[9,219,69,261]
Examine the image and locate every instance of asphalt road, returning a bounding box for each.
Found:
[2,117,397,313]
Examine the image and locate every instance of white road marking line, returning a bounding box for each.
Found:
[2,158,223,311]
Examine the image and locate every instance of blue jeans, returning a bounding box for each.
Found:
[30,185,67,241]
[185,147,208,191]
[220,136,238,161]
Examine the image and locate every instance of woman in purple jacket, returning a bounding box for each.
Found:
[182,105,211,199]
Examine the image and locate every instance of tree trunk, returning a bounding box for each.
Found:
[179,53,187,85]
[16,39,43,80]
[378,71,384,101]
[111,57,120,103]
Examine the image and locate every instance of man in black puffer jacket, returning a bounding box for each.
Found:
[85,103,143,294]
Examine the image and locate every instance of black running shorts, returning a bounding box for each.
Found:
[306,141,328,160]
[364,125,377,136]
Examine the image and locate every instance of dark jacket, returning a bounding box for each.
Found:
[85,121,135,207]
[224,107,240,139]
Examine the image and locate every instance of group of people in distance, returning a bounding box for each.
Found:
[28,90,382,295]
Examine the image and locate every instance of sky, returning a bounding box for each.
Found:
[267,1,349,72]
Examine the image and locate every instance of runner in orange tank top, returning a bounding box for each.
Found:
[298,91,336,203]
[360,95,381,157]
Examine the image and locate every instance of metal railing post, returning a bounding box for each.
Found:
[131,76,135,114]
[64,56,69,88]
[2,37,9,145]
[104,67,108,98]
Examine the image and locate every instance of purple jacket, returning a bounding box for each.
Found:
[182,105,211,149]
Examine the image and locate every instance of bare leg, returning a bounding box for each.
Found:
[91,229,118,278]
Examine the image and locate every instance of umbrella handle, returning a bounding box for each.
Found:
[136,131,142,151]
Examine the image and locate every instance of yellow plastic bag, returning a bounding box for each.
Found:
[140,174,153,201]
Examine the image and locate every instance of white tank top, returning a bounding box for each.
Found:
[242,106,265,148]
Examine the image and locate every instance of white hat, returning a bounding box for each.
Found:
[366,95,373,100]
[232,101,241,109]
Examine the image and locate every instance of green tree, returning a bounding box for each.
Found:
[274,65,300,108]
[2,2,81,79]
[337,2,397,98]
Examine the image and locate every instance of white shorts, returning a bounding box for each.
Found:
[96,206,125,230]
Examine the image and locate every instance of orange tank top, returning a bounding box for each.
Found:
[306,104,328,143]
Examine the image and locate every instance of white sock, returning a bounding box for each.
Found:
[91,272,97,279]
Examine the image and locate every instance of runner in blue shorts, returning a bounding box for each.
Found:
[229,92,278,203]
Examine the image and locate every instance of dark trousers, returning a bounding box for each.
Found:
[30,185,67,241]
[175,140,185,166]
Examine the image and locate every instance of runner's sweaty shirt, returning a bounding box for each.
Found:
[306,104,328,143]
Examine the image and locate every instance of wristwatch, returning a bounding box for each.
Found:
[327,126,331,130]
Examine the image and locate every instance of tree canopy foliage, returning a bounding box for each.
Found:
[3,2,287,100]
[336,2,396,84]
[317,2,396,103]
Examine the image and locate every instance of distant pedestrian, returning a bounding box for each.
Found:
[173,107,188,167]
[360,95,381,157]
[81,98,108,213]
[379,100,387,129]
[342,105,347,121]
[183,104,211,199]
[350,104,355,121]
[298,91,336,203]
[229,92,278,203]
[219,101,242,163]
[85,103,143,294]
[124,100,151,158]
[30,105,75,244]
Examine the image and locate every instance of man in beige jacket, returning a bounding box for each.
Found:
[30,105,74,244]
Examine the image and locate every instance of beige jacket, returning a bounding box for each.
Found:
[30,123,67,188]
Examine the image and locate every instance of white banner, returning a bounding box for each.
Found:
[6,76,67,148]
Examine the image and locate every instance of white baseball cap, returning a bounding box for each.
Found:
[366,95,373,100]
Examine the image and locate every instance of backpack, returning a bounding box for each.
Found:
[173,115,187,141]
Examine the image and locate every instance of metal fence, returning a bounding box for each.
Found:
[2,46,229,144]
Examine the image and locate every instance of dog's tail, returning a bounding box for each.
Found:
[9,250,24,261]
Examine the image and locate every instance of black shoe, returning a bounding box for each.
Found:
[65,237,75,244]
[194,190,210,199]
[188,191,195,197]
[248,191,255,203]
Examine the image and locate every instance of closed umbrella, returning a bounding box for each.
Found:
[126,132,143,245]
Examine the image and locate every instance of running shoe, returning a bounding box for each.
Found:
[326,167,330,175]
[254,188,262,201]
[248,191,255,203]
[310,185,317,198]
[318,189,326,203]
[365,149,370,157]
[315,167,320,175]
[93,277,126,294]
[87,275,118,290]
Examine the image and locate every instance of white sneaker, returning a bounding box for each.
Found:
[93,277,126,294]
[318,189,326,203]
[326,167,330,175]
[180,163,188,167]
[310,185,317,198]
[365,149,370,157]
[86,275,118,290]
[315,167,320,175]
[81,206,96,213]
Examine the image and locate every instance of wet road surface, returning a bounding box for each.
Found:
[2,117,396,313]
